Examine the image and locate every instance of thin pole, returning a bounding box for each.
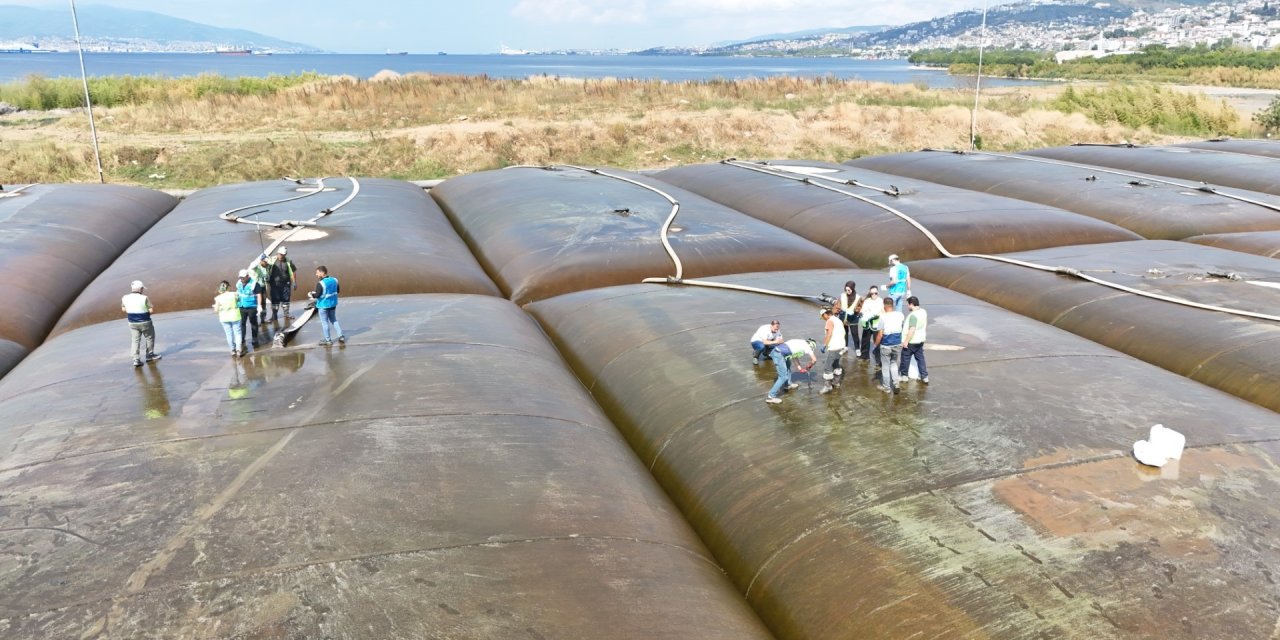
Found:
[969,0,989,151]
[69,0,105,183]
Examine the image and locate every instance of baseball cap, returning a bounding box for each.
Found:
[806,338,817,352]
[130,280,144,291]
[239,269,249,278]
[888,254,899,262]
[279,246,287,254]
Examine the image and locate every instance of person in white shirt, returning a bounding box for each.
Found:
[121,280,160,367]
[749,320,784,365]
[898,296,929,384]
[818,305,847,394]
[765,338,818,404]
[875,297,905,394]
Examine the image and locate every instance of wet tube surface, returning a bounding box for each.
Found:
[1183,230,1280,258]
[528,269,1280,640]
[847,150,1280,240]
[911,240,1280,413]
[51,178,501,336]
[0,294,772,639]
[430,166,854,305]
[1175,138,1280,160]
[1023,145,1280,196]
[0,184,176,375]
[654,160,1140,265]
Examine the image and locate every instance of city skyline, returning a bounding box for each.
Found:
[2,0,1014,53]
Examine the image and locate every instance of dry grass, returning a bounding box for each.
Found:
[1,74,1251,188]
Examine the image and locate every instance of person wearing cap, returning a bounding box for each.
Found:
[886,254,911,314]
[875,297,906,394]
[898,295,929,384]
[765,337,818,404]
[236,269,262,351]
[121,280,160,367]
[268,246,297,322]
[749,320,784,365]
[858,285,883,363]
[309,265,346,346]
[818,305,847,394]
[212,280,243,357]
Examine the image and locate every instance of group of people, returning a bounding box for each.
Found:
[752,254,929,404]
[120,248,348,366]
[212,247,300,357]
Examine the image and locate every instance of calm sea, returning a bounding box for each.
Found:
[0,52,1041,88]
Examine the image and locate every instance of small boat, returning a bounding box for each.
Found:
[386,49,408,55]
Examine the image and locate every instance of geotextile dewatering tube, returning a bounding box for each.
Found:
[506,164,835,303]
[721,159,1280,323]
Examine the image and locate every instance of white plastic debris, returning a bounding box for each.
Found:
[1133,424,1186,468]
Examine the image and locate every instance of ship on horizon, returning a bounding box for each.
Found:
[213,48,251,55]
[499,43,531,55]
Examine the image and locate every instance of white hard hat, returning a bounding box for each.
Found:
[239,269,250,278]
[130,280,144,291]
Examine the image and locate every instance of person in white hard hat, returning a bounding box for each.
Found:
[268,246,297,322]
[120,280,160,367]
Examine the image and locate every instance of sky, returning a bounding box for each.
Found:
[7,0,996,53]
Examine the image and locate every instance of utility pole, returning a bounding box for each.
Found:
[69,0,105,183]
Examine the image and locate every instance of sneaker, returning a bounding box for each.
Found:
[145,353,161,362]
[765,396,782,404]
[819,385,832,394]
[319,339,333,346]
[338,336,346,344]
[823,372,834,381]
[922,377,929,384]
[132,359,143,367]
[752,357,759,365]
[880,385,892,393]
[853,350,861,357]
[786,383,799,391]
[833,368,843,376]
[893,385,900,395]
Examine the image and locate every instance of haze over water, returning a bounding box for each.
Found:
[0,52,1045,87]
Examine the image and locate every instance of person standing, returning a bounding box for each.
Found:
[899,295,929,384]
[818,306,847,395]
[121,280,160,367]
[212,280,243,357]
[886,254,911,313]
[310,265,346,346]
[765,338,818,404]
[858,286,883,362]
[236,269,262,351]
[839,280,861,357]
[253,257,272,324]
[268,246,297,322]
[875,298,905,394]
[750,320,784,365]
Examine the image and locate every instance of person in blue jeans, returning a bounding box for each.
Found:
[765,338,818,404]
[310,265,346,346]
[886,254,911,313]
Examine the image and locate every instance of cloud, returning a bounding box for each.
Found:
[512,0,648,25]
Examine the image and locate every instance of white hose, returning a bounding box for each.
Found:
[723,160,1280,323]
[0,184,38,199]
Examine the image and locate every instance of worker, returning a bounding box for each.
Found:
[309,265,346,346]
[268,246,297,322]
[839,280,861,357]
[875,297,905,394]
[899,295,929,384]
[121,280,160,367]
[236,269,262,351]
[858,285,883,363]
[213,280,243,357]
[253,257,272,324]
[818,305,847,395]
[886,254,911,313]
[750,319,784,365]
[765,338,818,404]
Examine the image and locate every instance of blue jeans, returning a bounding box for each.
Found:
[767,349,791,398]
[319,307,343,341]
[900,342,928,379]
[751,340,775,361]
[220,320,243,352]
[890,294,906,314]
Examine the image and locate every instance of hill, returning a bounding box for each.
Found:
[0,4,320,53]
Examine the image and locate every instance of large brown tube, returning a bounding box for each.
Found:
[847,150,1280,240]
[1023,145,1280,196]
[654,160,1141,265]
[1184,230,1280,258]
[527,269,1280,639]
[50,178,501,337]
[429,166,855,305]
[910,240,1280,413]
[0,294,771,639]
[1175,138,1280,160]
[0,185,176,362]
